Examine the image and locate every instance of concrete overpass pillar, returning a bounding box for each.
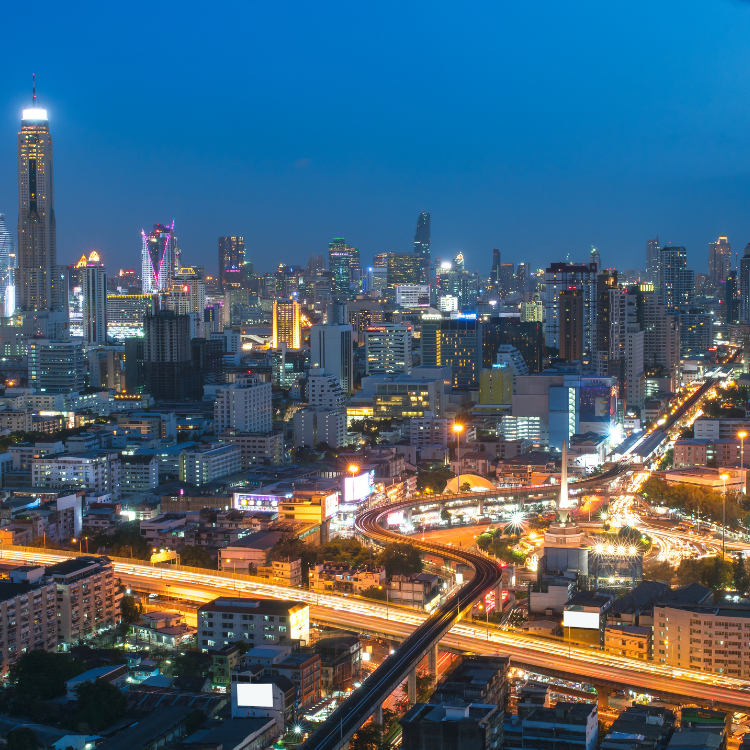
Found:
[427,642,439,687]
[373,703,383,725]
[594,684,611,711]
[407,667,417,706]
[405,507,413,525]
[477,499,484,516]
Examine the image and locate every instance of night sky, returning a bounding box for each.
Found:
[2,1,750,276]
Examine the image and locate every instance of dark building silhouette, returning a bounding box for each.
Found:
[490,248,501,286]
[218,236,245,291]
[142,310,201,401]
[726,270,740,324]
[559,288,584,362]
[414,212,431,281]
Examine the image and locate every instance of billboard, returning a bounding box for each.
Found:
[234,493,282,511]
[344,471,374,503]
[563,610,600,630]
[324,493,339,520]
[387,511,405,526]
[236,683,274,708]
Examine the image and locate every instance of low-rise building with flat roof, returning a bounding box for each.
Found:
[198,597,309,650]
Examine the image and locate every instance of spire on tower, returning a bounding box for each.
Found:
[32,73,36,105]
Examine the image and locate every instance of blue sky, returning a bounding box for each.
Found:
[2,0,750,275]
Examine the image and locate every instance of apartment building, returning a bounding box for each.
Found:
[674,438,743,468]
[0,567,57,677]
[214,375,272,435]
[256,558,302,587]
[120,454,159,494]
[218,431,283,469]
[655,602,750,677]
[604,623,652,660]
[180,444,242,486]
[32,451,121,499]
[309,563,385,594]
[198,597,309,650]
[45,556,121,644]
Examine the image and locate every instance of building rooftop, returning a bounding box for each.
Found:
[658,583,714,607]
[222,530,285,550]
[45,556,109,578]
[198,597,306,615]
[184,718,275,750]
[524,701,597,725]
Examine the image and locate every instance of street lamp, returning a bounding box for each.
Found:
[721,473,729,559]
[739,431,747,496]
[378,585,389,619]
[453,423,464,494]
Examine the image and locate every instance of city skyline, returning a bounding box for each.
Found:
[2,3,750,274]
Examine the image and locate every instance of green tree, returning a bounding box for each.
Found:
[377,543,422,577]
[476,533,494,551]
[7,728,37,750]
[120,594,142,626]
[69,680,127,732]
[179,545,216,569]
[440,508,451,523]
[350,723,382,750]
[417,468,455,494]
[643,559,675,582]
[734,554,749,593]
[10,651,87,700]
[321,539,373,567]
[185,709,206,735]
[91,520,150,559]
[360,585,387,601]
[459,482,471,492]
[677,557,733,589]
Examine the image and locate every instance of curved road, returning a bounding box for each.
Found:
[300,499,502,750]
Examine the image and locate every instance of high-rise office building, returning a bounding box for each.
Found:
[218,236,245,291]
[515,263,529,293]
[309,323,354,395]
[590,247,601,272]
[328,239,359,294]
[490,248,501,286]
[504,320,546,374]
[142,222,179,293]
[659,245,694,313]
[543,262,597,353]
[420,313,442,367]
[440,318,483,388]
[520,293,543,323]
[594,271,618,375]
[373,252,392,268]
[708,236,731,290]
[646,237,660,289]
[17,99,58,312]
[272,299,301,349]
[387,253,422,289]
[609,288,645,413]
[643,293,680,392]
[214,374,272,435]
[498,263,515,293]
[727,271,740,324]
[29,339,84,394]
[365,324,412,375]
[107,293,153,338]
[559,288,583,362]
[413,212,430,281]
[80,254,107,345]
[142,310,201,401]
[741,244,750,324]
[0,215,16,316]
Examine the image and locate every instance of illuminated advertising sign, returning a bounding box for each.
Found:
[387,511,405,526]
[324,493,339,519]
[484,590,496,614]
[236,683,274,708]
[563,610,600,629]
[233,493,282,511]
[344,471,374,503]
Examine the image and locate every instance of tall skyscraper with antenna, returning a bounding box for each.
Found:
[142,222,179,293]
[17,76,58,311]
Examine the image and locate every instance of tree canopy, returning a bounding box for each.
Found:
[180,545,216,569]
[10,651,87,700]
[676,556,733,589]
[376,543,422,577]
[68,680,127,732]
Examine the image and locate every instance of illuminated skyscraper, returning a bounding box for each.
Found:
[328,238,359,293]
[708,236,731,290]
[218,236,245,290]
[659,245,694,313]
[142,222,179,293]
[414,212,430,282]
[0,215,15,316]
[646,237,660,289]
[80,252,107,345]
[272,299,301,349]
[17,91,58,311]
[590,247,601,272]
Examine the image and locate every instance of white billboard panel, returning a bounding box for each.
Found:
[236,683,274,708]
[563,610,600,630]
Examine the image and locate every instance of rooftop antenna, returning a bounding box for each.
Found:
[32,73,36,105]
